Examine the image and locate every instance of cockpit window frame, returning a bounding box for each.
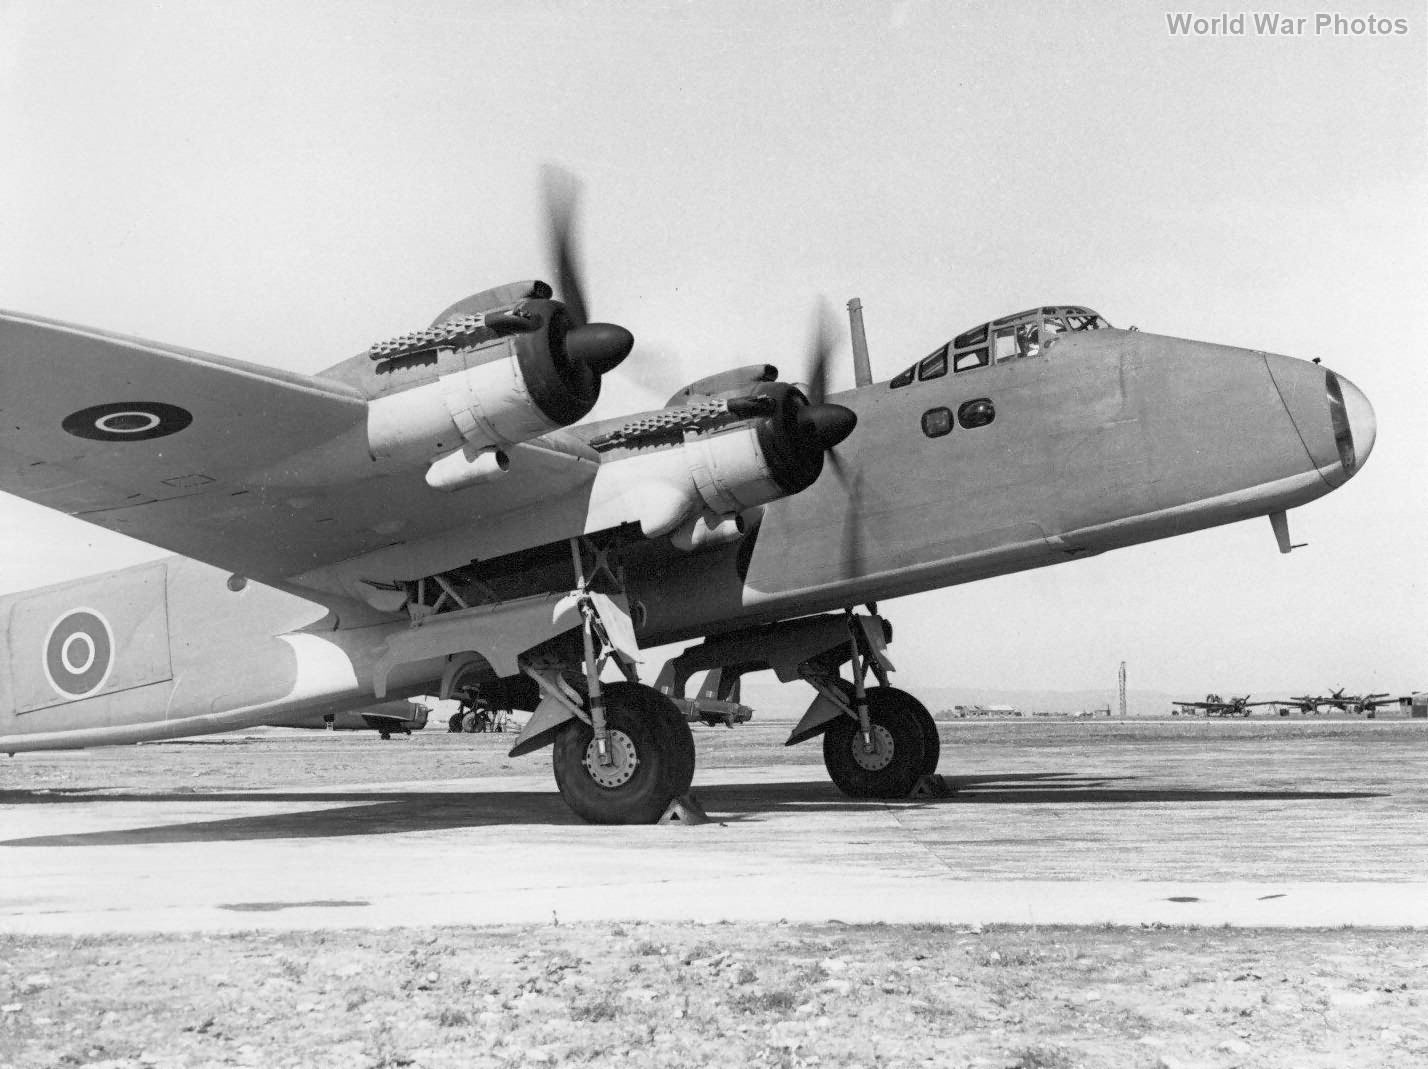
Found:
[888,304,1109,389]
[918,346,949,381]
[953,323,988,349]
[953,346,990,373]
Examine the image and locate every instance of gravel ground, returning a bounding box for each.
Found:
[2,922,1425,1069]
[3,719,1425,1067]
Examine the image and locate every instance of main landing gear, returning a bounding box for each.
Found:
[506,539,698,825]
[820,686,939,799]
[504,538,939,821]
[655,608,943,802]
[551,681,695,824]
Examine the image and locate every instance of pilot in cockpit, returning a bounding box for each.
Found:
[1017,323,1041,357]
[1018,317,1065,358]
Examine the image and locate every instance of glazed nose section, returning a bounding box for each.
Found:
[1263,355,1376,488]
[1330,372,1376,476]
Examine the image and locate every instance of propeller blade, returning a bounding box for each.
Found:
[541,164,589,329]
[802,298,835,406]
[835,456,864,578]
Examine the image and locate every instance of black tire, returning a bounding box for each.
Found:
[552,682,696,824]
[448,712,464,733]
[822,688,928,798]
[869,687,940,776]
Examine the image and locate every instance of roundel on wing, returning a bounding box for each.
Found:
[61,401,193,442]
[43,609,114,699]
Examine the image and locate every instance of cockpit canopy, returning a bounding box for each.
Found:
[890,305,1112,388]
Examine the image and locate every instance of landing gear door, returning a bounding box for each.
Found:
[587,591,640,665]
[856,615,894,674]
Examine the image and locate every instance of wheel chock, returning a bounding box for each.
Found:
[909,774,953,799]
[659,793,709,825]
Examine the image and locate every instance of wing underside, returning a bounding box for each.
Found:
[0,311,597,584]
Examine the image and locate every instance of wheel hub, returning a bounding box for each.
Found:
[850,723,894,771]
[582,728,639,788]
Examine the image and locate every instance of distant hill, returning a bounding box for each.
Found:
[735,677,1179,721]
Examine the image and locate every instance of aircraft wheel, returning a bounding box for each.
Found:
[448,712,464,733]
[822,688,928,799]
[867,686,940,775]
[552,682,696,824]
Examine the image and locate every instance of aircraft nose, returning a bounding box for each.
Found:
[1263,354,1376,488]
[1331,372,1376,476]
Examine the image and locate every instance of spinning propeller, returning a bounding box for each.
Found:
[722,301,858,480]
[541,165,634,377]
[724,301,865,572]
[797,298,858,459]
[541,168,864,570]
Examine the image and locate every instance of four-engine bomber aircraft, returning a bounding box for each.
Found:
[0,180,1377,822]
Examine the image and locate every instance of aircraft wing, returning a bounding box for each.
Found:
[0,311,597,585]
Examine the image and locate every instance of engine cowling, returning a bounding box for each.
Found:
[598,382,856,541]
[366,291,632,474]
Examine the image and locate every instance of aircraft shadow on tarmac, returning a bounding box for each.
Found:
[0,771,1385,847]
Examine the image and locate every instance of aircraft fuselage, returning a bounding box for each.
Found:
[632,329,1366,641]
[0,326,1372,751]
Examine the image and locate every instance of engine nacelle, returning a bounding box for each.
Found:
[607,383,853,544]
[365,294,631,472]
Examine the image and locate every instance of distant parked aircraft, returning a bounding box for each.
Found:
[1171,694,1276,718]
[1286,688,1404,716]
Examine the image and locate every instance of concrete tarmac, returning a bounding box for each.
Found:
[4,739,1427,933]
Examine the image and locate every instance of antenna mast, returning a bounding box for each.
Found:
[847,298,872,387]
[1118,661,1127,718]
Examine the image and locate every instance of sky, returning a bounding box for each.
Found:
[1,0,1424,697]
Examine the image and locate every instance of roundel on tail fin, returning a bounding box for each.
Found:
[43,609,115,699]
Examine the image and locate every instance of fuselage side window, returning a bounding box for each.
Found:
[890,365,915,388]
[918,346,949,381]
[921,407,953,437]
[958,398,995,428]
